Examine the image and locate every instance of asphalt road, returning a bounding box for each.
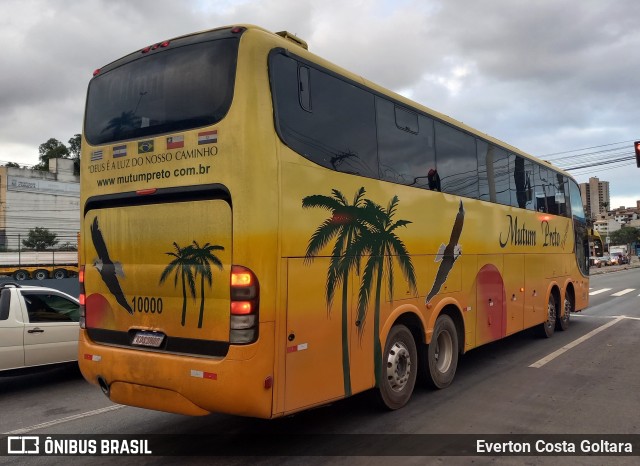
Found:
[1,269,639,465]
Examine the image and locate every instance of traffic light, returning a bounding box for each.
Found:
[636,141,640,168]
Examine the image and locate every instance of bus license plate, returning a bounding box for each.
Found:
[131,331,165,348]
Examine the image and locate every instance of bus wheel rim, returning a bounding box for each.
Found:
[386,341,411,392]
[435,331,453,373]
[563,298,571,325]
[547,299,556,329]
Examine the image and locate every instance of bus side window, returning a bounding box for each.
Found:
[545,168,558,214]
[513,155,527,209]
[376,97,435,189]
[534,165,548,212]
[434,122,478,199]
[491,146,511,206]
[568,179,589,274]
[512,155,535,210]
[555,174,570,217]
[477,140,490,201]
[270,53,379,180]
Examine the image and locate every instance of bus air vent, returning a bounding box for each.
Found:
[275,31,308,50]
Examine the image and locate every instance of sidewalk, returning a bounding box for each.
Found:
[590,256,640,275]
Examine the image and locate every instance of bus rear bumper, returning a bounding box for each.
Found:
[78,322,276,418]
[109,381,211,416]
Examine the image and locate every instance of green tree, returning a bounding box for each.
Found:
[68,134,81,159]
[610,227,640,251]
[302,187,374,396]
[190,241,224,328]
[4,162,20,168]
[68,134,81,175]
[34,138,69,171]
[353,196,418,386]
[22,227,59,251]
[159,242,197,326]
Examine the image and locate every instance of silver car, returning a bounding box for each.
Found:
[0,282,80,374]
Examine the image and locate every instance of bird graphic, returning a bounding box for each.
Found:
[426,201,465,304]
[90,216,134,315]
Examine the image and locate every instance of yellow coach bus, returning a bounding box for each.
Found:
[78,25,590,418]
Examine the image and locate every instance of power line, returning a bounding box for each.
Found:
[541,139,640,158]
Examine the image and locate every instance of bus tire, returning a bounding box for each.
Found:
[13,270,29,281]
[426,314,458,389]
[376,324,417,410]
[53,269,68,279]
[34,269,49,280]
[538,293,557,338]
[556,291,573,331]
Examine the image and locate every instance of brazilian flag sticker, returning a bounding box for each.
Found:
[138,140,154,154]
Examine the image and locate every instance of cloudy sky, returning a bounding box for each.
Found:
[2,0,639,207]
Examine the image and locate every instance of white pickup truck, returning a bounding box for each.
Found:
[0,282,80,374]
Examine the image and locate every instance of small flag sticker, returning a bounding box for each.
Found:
[138,140,154,154]
[113,145,127,158]
[167,135,184,149]
[190,369,217,380]
[198,130,218,145]
[91,150,103,161]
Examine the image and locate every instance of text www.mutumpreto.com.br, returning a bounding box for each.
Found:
[96,164,211,186]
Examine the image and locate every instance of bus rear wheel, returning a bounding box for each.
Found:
[556,292,573,331]
[377,324,417,410]
[538,293,557,338]
[426,314,458,389]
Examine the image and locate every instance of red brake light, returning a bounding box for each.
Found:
[231,302,253,315]
[79,265,86,328]
[231,26,245,34]
[93,69,101,76]
[160,41,170,47]
[229,265,259,343]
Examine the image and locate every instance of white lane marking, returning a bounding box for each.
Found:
[3,404,125,434]
[611,289,635,297]
[529,316,626,369]
[588,288,612,296]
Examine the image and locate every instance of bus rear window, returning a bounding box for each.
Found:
[84,38,239,145]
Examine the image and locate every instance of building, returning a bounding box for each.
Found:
[593,218,621,239]
[579,176,610,219]
[0,159,79,250]
[613,209,639,225]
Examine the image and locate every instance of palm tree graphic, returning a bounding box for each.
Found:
[302,187,374,397]
[353,195,418,386]
[190,241,224,329]
[160,241,224,328]
[159,242,196,326]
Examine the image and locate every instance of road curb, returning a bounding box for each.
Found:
[590,260,640,275]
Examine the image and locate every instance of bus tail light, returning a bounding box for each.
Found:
[79,266,86,329]
[230,265,259,344]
